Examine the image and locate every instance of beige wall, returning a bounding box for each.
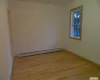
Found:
[64,0,100,64]
[9,0,100,64]
[0,0,12,80]
[10,1,65,56]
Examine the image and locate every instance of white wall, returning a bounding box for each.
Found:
[10,1,65,56]
[64,0,100,64]
[0,0,12,80]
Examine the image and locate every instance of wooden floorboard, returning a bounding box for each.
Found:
[12,51,100,80]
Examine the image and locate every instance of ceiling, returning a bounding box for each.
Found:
[18,0,69,5]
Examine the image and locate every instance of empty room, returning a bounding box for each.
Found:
[0,0,100,80]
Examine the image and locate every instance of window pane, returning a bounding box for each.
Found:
[73,10,81,37]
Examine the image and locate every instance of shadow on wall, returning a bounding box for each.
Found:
[67,0,76,5]
[18,0,68,6]
[97,0,100,7]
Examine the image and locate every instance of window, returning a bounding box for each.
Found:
[69,6,83,40]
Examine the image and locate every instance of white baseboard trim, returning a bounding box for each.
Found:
[18,48,63,57]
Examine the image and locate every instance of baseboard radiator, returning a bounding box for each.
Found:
[18,48,63,57]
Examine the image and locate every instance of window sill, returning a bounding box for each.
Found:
[69,36,81,40]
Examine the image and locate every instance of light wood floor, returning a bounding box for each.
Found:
[12,51,100,80]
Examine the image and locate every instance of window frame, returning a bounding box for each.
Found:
[69,5,83,40]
